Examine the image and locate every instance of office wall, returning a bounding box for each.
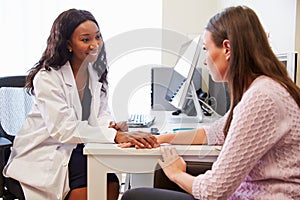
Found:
[162,0,221,68]
[221,0,297,53]
[0,0,162,76]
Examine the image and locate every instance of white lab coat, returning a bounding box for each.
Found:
[3,62,117,200]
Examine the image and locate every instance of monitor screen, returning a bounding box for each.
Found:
[276,52,298,83]
[165,36,203,122]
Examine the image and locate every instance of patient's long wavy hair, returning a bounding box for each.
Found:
[25,9,108,95]
[205,6,300,137]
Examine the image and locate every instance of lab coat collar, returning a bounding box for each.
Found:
[88,64,103,120]
[60,62,75,87]
[59,62,103,121]
[60,62,82,120]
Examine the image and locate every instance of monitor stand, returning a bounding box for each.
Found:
[168,83,203,123]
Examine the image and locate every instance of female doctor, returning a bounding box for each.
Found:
[3,9,157,200]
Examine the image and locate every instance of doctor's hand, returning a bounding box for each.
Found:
[109,121,129,132]
[115,131,159,149]
[158,146,186,182]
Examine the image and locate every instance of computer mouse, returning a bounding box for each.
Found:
[150,127,160,135]
[172,109,182,115]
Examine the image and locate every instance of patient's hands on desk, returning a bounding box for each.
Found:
[115,131,159,149]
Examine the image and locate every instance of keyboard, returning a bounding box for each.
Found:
[127,114,155,128]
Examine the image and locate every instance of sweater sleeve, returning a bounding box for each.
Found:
[203,113,228,145]
[192,81,288,199]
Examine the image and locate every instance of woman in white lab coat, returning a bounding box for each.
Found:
[3,9,157,200]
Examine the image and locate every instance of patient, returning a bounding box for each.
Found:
[120,5,300,200]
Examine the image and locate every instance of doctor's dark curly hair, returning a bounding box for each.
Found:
[25,8,108,95]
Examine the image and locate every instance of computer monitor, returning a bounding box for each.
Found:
[276,52,298,83]
[165,36,203,123]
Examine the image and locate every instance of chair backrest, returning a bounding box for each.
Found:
[0,76,33,141]
[0,76,30,199]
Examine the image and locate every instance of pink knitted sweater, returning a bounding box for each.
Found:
[192,76,300,199]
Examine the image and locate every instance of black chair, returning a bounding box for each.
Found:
[153,161,212,193]
[0,76,32,200]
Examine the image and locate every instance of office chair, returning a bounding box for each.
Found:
[0,76,33,200]
[153,161,212,192]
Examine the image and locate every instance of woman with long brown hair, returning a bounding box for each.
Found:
[121,5,300,200]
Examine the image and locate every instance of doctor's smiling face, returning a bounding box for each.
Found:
[67,20,103,65]
[203,30,230,82]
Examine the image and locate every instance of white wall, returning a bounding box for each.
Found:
[162,0,221,67]
[221,0,297,54]
[0,0,162,75]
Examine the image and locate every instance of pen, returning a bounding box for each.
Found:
[172,127,195,132]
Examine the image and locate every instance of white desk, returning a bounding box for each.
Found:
[83,143,220,200]
[83,111,221,200]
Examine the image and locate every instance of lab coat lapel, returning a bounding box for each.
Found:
[89,65,102,116]
[61,63,82,120]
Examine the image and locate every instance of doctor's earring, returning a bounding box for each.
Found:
[68,49,72,53]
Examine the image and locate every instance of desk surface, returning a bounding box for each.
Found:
[128,110,220,134]
[84,143,220,156]
[83,143,221,174]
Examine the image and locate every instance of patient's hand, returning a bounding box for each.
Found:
[158,146,186,182]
